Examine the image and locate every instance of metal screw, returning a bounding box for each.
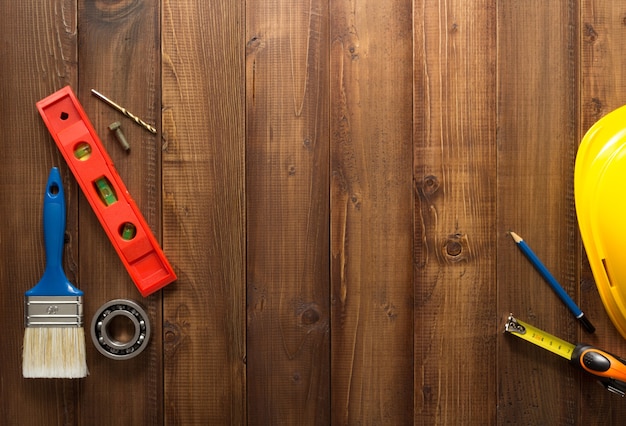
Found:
[108,121,130,152]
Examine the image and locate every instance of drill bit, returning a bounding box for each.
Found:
[91,89,157,134]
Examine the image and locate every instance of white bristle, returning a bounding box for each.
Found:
[22,327,88,378]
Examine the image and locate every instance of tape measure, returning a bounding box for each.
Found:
[504,315,575,359]
[505,314,626,396]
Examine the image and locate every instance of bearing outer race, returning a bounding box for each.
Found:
[90,299,151,360]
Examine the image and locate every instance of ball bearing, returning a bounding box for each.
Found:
[91,299,151,360]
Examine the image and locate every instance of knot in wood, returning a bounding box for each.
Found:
[442,233,470,262]
[300,307,321,326]
[584,23,598,43]
[420,175,440,196]
[163,321,185,356]
[90,0,140,22]
[446,240,463,257]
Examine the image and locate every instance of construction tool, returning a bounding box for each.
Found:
[504,314,626,396]
[91,89,157,134]
[36,86,176,297]
[509,231,594,333]
[22,167,88,378]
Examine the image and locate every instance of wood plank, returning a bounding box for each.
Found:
[329,0,414,423]
[77,1,162,423]
[162,0,246,423]
[497,1,580,423]
[579,1,626,422]
[0,1,79,424]
[8,1,626,423]
[413,1,497,423]
[245,0,331,423]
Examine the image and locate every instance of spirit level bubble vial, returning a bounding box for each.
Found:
[36,86,176,296]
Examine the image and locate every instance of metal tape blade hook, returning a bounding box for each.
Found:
[504,314,526,335]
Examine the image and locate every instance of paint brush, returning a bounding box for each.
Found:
[22,167,88,378]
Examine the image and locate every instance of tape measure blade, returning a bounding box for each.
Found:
[506,316,576,360]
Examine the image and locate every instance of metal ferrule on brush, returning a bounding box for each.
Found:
[25,295,83,327]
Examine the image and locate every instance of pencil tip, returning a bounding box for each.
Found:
[509,231,522,243]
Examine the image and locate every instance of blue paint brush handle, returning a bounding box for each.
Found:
[25,167,82,297]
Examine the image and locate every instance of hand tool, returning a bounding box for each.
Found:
[22,167,88,378]
[509,231,594,333]
[91,89,157,134]
[36,86,176,296]
[504,314,626,396]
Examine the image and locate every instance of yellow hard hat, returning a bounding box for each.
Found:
[575,105,626,339]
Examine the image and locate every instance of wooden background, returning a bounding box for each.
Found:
[1,0,626,424]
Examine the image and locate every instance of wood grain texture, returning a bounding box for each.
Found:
[162,0,246,424]
[245,0,331,424]
[0,1,79,425]
[497,1,581,424]
[76,0,163,424]
[414,0,497,423]
[330,0,414,423]
[3,1,626,424]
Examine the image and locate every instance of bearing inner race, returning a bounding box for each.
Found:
[91,299,150,360]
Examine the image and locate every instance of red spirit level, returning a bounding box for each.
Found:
[37,86,176,297]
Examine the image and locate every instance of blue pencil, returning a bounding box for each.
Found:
[510,231,595,333]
